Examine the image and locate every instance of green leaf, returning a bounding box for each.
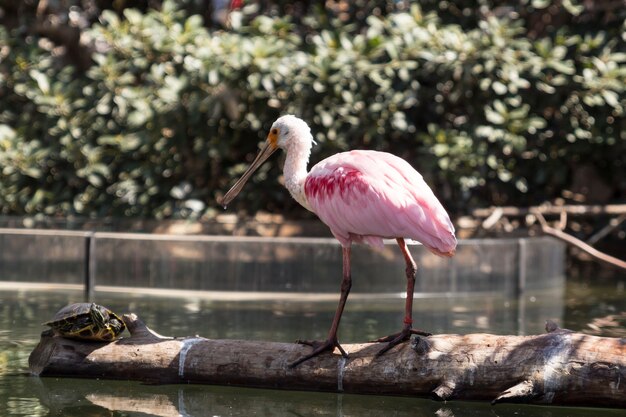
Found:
[531,0,550,9]
[562,0,584,15]
[29,70,50,94]
[492,81,507,95]
[602,90,619,108]
[548,60,575,75]
[485,107,505,124]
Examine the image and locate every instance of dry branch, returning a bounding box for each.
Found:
[29,314,626,408]
[472,204,626,218]
[587,214,626,245]
[532,211,626,270]
[472,204,626,271]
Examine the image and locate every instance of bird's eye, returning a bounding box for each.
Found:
[271,128,278,135]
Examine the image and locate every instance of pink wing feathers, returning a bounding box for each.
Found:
[304,150,457,256]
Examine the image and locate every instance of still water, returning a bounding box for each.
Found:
[1,273,625,417]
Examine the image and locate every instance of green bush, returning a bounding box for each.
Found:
[0,1,624,220]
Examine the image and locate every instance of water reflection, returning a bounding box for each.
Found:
[98,287,565,342]
[28,377,626,417]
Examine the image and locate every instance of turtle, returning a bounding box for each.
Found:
[44,303,126,341]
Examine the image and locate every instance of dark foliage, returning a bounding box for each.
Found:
[0,0,624,220]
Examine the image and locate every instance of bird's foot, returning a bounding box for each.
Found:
[289,338,348,368]
[371,326,431,357]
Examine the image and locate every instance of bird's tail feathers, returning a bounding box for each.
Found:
[424,229,457,258]
[427,246,456,257]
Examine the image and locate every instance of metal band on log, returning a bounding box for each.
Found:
[29,314,626,407]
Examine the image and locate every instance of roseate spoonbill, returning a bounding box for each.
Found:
[218,115,456,367]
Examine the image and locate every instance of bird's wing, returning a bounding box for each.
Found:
[305,150,456,255]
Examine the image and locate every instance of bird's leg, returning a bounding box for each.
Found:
[372,238,431,357]
[289,246,352,368]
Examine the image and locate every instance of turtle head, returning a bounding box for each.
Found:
[89,303,108,328]
[108,317,126,336]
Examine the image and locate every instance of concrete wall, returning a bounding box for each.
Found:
[0,229,564,296]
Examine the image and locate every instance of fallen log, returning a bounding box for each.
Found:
[29,314,626,408]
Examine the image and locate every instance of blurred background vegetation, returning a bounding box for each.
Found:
[0,0,624,227]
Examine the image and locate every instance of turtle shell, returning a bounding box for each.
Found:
[44,303,126,341]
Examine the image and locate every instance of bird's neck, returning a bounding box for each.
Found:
[283,142,312,211]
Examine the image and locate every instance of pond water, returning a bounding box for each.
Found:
[1,267,625,417]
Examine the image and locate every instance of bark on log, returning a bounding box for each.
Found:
[29,315,626,408]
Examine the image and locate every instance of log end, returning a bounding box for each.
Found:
[28,330,56,376]
[28,314,173,377]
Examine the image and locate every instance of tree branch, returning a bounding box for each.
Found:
[532,211,626,271]
[473,204,626,218]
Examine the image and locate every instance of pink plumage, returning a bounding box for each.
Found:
[305,150,456,256]
[219,115,457,367]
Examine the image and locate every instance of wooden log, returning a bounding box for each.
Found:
[29,315,626,408]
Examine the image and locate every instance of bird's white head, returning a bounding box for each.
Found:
[218,115,314,208]
[267,115,315,151]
